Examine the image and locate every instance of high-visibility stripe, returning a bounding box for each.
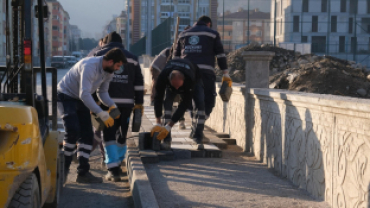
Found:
[159,53,167,58]
[77,143,93,151]
[106,162,120,169]
[197,119,205,124]
[94,134,102,143]
[173,56,181,59]
[197,64,214,71]
[134,86,144,91]
[197,111,205,116]
[179,31,217,39]
[164,110,172,115]
[127,58,138,66]
[64,143,76,149]
[77,151,90,159]
[64,150,74,156]
[151,63,161,71]
[216,53,226,58]
[112,98,134,104]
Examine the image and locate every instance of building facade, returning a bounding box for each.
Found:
[126,0,218,49]
[46,0,70,56]
[70,25,82,51]
[218,8,270,52]
[0,1,5,63]
[271,0,370,65]
[116,11,128,44]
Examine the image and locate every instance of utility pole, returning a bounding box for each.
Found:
[274,0,276,47]
[247,0,250,44]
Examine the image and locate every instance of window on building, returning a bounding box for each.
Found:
[52,36,58,41]
[179,19,190,25]
[312,16,318,32]
[350,0,358,14]
[341,0,346,12]
[368,0,370,13]
[312,36,326,53]
[52,15,58,20]
[331,16,337,32]
[178,0,190,3]
[322,0,327,12]
[160,5,174,12]
[351,37,357,52]
[302,0,309,12]
[293,16,300,32]
[301,36,308,43]
[368,25,370,33]
[339,36,345,52]
[178,5,190,12]
[349,17,353,33]
[52,26,59,31]
[280,19,283,35]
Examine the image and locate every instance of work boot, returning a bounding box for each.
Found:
[76,172,103,183]
[194,139,204,150]
[178,120,186,130]
[105,171,121,182]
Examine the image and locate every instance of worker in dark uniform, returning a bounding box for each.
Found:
[151,59,203,149]
[57,48,126,183]
[173,16,232,145]
[94,31,144,182]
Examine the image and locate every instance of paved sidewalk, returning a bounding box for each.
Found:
[141,104,330,208]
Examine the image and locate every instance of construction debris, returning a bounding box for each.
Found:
[216,43,370,98]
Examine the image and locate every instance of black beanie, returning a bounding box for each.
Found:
[107,31,122,43]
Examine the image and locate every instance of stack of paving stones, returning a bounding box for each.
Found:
[129,106,237,164]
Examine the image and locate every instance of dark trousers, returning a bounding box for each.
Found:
[102,107,131,170]
[57,93,93,175]
[200,70,216,118]
[191,81,206,142]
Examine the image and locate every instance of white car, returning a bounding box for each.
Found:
[71,51,83,61]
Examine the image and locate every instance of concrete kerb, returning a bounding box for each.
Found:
[126,145,159,208]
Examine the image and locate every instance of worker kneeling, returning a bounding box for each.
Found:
[151,59,203,150]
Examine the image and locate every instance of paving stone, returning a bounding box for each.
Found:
[215,133,230,138]
[157,150,174,161]
[139,132,152,150]
[171,144,194,150]
[171,138,187,143]
[152,133,161,151]
[190,149,206,158]
[204,144,222,158]
[173,149,191,159]
[210,139,228,150]
[222,138,237,145]
[140,150,159,164]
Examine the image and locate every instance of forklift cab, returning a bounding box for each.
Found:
[0,0,62,207]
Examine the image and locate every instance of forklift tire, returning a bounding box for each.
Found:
[8,173,40,208]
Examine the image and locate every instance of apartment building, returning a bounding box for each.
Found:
[126,0,218,47]
[271,0,370,64]
[46,0,70,56]
[116,11,128,44]
[0,1,5,62]
[218,8,270,52]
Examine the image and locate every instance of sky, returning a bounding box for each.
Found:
[59,0,270,39]
[59,0,127,39]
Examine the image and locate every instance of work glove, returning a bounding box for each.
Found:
[156,125,172,141]
[151,123,162,137]
[133,104,144,115]
[222,74,232,87]
[108,105,120,119]
[97,111,115,128]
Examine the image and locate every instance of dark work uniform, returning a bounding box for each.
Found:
[154,59,203,143]
[173,21,228,120]
[94,42,144,171]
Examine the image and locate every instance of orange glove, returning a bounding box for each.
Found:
[108,105,120,119]
[151,124,162,137]
[156,125,171,141]
[133,104,144,115]
[97,111,114,128]
[222,74,232,87]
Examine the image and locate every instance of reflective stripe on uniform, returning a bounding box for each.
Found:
[164,110,172,115]
[77,151,90,159]
[127,58,138,66]
[94,134,102,143]
[216,53,226,58]
[179,31,217,39]
[134,86,144,91]
[64,143,76,149]
[106,162,120,169]
[197,64,214,71]
[77,143,93,151]
[64,150,74,156]
[197,111,205,116]
[111,98,135,104]
[196,119,205,124]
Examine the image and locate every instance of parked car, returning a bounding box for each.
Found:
[65,56,78,67]
[51,56,67,69]
[71,51,83,61]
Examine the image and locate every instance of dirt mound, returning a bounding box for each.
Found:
[217,43,370,98]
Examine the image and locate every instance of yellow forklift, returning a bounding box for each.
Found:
[0,0,62,207]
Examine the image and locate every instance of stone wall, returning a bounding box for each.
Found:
[206,87,370,206]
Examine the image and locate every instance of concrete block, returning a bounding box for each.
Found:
[223,138,237,145]
[173,149,191,159]
[171,144,194,150]
[140,150,159,164]
[191,150,206,158]
[139,132,152,150]
[152,133,161,151]
[216,133,230,138]
[204,144,222,158]
[157,150,174,161]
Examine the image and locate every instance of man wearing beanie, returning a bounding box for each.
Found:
[93,31,144,182]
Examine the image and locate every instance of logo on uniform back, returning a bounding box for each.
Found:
[115,65,124,74]
[189,36,199,45]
